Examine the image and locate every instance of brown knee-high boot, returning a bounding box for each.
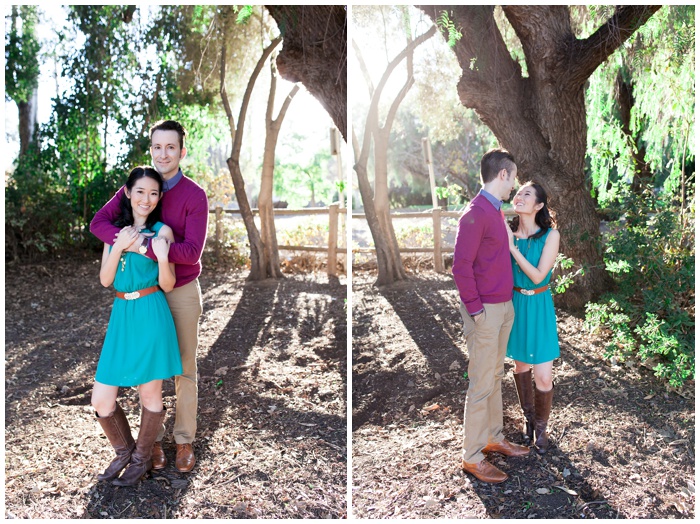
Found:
[95,403,135,481]
[534,386,554,454]
[513,370,535,443]
[113,406,166,486]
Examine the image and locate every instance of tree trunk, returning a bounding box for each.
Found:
[353,25,436,285]
[219,24,282,280]
[266,5,347,140]
[615,70,653,194]
[17,89,38,157]
[353,132,403,285]
[259,60,300,279]
[418,5,661,310]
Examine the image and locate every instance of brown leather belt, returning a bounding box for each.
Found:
[513,285,549,296]
[116,285,161,300]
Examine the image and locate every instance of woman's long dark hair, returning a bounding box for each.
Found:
[509,181,555,240]
[113,166,164,229]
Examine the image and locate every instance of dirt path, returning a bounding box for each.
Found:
[5,258,347,518]
[351,271,694,519]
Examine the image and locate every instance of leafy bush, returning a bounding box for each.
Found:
[204,215,248,268]
[279,221,329,247]
[584,187,694,387]
[6,148,81,261]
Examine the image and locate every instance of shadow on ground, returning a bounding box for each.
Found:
[351,272,694,519]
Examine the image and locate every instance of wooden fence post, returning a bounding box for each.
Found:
[432,207,444,272]
[215,206,223,258]
[328,203,339,277]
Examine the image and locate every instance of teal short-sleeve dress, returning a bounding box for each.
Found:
[95,222,182,386]
[506,228,560,365]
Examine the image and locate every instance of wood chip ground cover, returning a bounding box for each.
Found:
[351,271,694,519]
[5,258,347,519]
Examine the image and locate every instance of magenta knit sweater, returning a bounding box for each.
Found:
[452,194,514,315]
[90,174,209,288]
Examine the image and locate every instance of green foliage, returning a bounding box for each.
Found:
[279,222,329,247]
[436,10,462,48]
[235,6,254,25]
[586,6,694,203]
[5,5,41,104]
[205,216,248,268]
[274,151,335,208]
[584,188,695,387]
[395,222,433,248]
[551,254,584,295]
[5,146,80,260]
[435,184,464,207]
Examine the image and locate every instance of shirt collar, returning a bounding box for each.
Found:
[478,188,502,210]
[162,169,183,192]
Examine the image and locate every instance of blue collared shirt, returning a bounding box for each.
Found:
[478,188,502,210]
[162,169,183,192]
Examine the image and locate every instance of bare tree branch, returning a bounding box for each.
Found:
[566,5,662,88]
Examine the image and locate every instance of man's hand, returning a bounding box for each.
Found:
[473,312,484,324]
[117,229,155,254]
[113,226,140,252]
[152,236,170,261]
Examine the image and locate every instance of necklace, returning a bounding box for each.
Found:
[516,237,532,273]
[120,253,127,272]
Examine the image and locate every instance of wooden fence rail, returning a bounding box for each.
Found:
[352,207,517,272]
[209,203,345,276]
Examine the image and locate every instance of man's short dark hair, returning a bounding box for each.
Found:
[149,120,187,150]
[481,148,516,184]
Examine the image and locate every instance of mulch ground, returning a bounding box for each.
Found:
[5,256,347,519]
[351,270,695,519]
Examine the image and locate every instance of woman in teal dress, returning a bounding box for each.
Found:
[505,182,560,454]
[91,166,182,486]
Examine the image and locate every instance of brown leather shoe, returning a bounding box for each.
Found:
[152,441,166,470]
[482,439,530,457]
[461,459,508,483]
[175,443,195,472]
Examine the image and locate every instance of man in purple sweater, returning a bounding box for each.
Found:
[453,148,529,483]
[90,120,208,473]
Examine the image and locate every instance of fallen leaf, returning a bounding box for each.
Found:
[562,468,571,478]
[553,485,578,496]
[536,488,549,495]
[423,404,440,412]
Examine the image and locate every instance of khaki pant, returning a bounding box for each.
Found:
[160,279,203,444]
[459,301,514,464]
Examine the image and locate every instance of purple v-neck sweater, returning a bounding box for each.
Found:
[453,193,513,314]
[90,172,209,288]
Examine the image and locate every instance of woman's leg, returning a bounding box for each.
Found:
[513,360,531,374]
[113,380,165,486]
[512,361,535,442]
[138,380,163,413]
[532,361,555,453]
[91,381,119,417]
[91,381,135,481]
[533,361,553,392]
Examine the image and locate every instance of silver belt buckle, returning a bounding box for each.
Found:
[521,289,535,296]
[124,291,141,300]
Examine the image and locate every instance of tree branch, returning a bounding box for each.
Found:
[233,36,282,159]
[357,25,436,167]
[567,5,662,88]
[274,84,300,128]
[219,38,237,148]
[352,38,375,99]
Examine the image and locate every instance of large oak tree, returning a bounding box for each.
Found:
[266,5,347,140]
[418,5,661,309]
